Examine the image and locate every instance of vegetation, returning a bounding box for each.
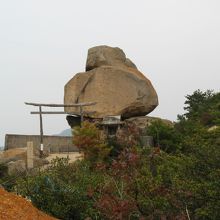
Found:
[183,89,220,126]
[0,163,8,185]
[3,89,220,219]
[73,122,111,163]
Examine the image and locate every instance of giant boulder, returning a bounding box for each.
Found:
[64,46,158,119]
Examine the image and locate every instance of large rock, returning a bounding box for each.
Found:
[64,46,158,119]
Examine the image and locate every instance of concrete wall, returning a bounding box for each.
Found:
[5,134,78,153]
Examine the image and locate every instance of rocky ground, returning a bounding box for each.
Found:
[0,147,82,174]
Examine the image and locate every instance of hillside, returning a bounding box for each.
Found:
[0,188,57,220]
[1,90,219,220]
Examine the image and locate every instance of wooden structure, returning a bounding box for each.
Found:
[25,102,96,157]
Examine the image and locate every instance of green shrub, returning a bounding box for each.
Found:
[146,120,182,153]
[73,121,111,163]
[16,158,104,219]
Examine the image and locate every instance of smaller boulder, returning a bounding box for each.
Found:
[7,160,26,175]
[33,157,49,168]
[86,45,137,71]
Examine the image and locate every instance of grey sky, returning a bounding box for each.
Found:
[0,0,220,146]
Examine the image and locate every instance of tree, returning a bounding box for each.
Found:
[146,120,182,153]
[183,89,220,126]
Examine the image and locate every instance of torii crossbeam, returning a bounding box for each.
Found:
[25,102,96,157]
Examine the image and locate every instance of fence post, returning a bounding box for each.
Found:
[27,141,34,169]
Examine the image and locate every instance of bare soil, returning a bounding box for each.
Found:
[0,188,58,220]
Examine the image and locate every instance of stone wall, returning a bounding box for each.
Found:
[4,134,78,153]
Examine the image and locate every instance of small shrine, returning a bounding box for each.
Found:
[100,115,124,137]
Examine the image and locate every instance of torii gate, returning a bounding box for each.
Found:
[25,102,96,157]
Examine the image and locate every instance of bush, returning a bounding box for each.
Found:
[0,163,8,179]
[73,122,111,163]
[16,157,104,219]
[146,120,182,153]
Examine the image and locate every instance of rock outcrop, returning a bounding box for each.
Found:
[0,148,49,174]
[64,45,158,119]
[124,116,173,134]
[7,160,26,175]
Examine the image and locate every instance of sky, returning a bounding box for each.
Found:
[0,0,220,146]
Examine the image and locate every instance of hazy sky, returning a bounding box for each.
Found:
[0,0,220,146]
